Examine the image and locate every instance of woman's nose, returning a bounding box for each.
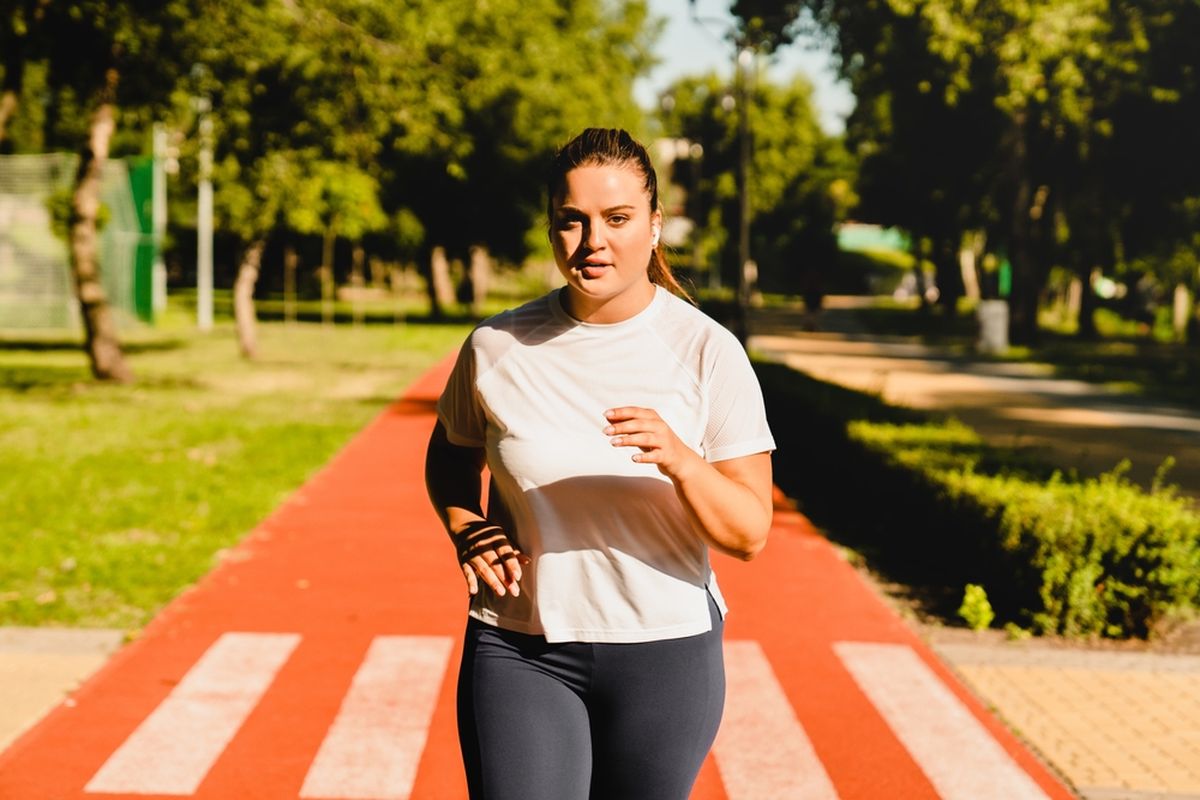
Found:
[584,221,605,250]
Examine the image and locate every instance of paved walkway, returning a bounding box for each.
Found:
[0,353,1073,799]
[748,298,1200,800]
[750,298,1200,500]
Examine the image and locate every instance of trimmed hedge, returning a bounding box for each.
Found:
[758,360,1200,638]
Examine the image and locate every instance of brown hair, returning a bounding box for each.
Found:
[547,128,693,302]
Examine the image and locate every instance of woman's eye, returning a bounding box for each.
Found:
[555,218,581,230]
[608,215,628,225]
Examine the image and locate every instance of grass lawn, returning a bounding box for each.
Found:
[0,304,473,631]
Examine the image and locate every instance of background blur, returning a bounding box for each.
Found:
[1,0,1198,640]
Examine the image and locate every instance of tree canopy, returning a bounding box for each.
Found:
[731,0,1200,341]
[0,0,662,368]
[658,69,852,295]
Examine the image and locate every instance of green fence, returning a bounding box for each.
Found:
[0,153,157,331]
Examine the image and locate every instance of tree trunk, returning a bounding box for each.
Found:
[233,237,266,359]
[468,245,492,317]
[320,228,335,326]
[428,246,455,317]
[283,244,298,324]
[389,263,409,324]
[1006,112,1042,346]
[0,43,24,153]
[934,235,963,314]
[1173,283,1191,343]
[1066,275,1084,333]
[1076,268,1099,339]
[351,243,365,326]
[911,233,931,311]
[418,251,440,319]
[0,89,17,152]
[70,98,132,383]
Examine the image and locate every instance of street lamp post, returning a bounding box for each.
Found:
[687,2,757,344]
[734,45,755,344]
[196,98,213,332]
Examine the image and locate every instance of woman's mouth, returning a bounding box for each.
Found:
[576,262,610,279]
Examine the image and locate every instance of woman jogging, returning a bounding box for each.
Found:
[425,127,776,800]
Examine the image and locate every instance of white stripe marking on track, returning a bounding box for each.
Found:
[834,641,1051,800]
[714,640,840,800]
[85,631,301,795]
[300,635,454,800]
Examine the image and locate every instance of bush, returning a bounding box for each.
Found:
[959,584,995,631]
[947,464,1200,637]
[757,360,1200,638]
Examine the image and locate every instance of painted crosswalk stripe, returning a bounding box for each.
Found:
[834,642,1050,800]
[714,640,839,800]
[85,631,300,795]
[300,635,454,800]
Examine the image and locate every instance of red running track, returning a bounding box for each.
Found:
[0,355,1076,800]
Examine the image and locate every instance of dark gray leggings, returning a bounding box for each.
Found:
[457,596,726,800]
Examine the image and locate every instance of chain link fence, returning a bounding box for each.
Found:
[0,153,152,332]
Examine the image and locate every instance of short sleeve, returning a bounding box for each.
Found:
[702,332,776,463]
[436,336,488,448]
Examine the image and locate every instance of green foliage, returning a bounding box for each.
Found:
[944,463,1200,637]
[757,359,1200,639]
[286,161,386,241]
[46,186,109,241]
[5,0,658,272]
[657,71,849,293]
[1004,622,1032,640]
[852,422,1200,637]
[958,583,995,630]
[737,0,1200,334]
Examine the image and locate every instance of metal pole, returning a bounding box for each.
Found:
[152,124,168,316]
[735,45,754,343]
[196,104,213,331]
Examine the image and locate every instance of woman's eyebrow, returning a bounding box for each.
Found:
[555,204,637,214]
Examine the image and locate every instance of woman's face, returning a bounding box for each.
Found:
[550,164,661,324]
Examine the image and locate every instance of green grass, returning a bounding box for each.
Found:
[0,302,473,630]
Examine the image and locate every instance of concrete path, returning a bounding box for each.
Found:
[0,628,124,752]
[750,298,1200,500]
[749,298,1200,800]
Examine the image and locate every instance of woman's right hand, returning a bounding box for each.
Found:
[451,520,529,597]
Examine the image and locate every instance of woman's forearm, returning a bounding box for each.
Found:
[670,452,773,560]
[426,421,525,596]
[601,406,773,559]
[425,422,488,534]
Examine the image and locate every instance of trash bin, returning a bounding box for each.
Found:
[976,299,1009,354]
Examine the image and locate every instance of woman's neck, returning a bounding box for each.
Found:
[561,281,657,324]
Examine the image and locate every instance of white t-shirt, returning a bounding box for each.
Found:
[437,285,776,643]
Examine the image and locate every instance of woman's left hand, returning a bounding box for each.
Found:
[603,406,702,481]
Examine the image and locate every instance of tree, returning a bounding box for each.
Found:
[738,0,1200,342]
[381,0,654,315]
[194,0,655,324]
[31,1,203,381]
[658,72,847,295]
[287,161,387,326]
[0,1,51,153]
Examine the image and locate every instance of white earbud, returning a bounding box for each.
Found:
[651,229,660,247]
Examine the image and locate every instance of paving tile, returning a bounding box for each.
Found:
[936,643,1200,797]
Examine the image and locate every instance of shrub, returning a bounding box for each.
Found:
[757,360,1200,638]
[853,420,1200,637]
[959,584,995,631]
